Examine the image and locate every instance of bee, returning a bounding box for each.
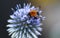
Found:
[28,10,39,19]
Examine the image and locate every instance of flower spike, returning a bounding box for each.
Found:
[7,3,45,38]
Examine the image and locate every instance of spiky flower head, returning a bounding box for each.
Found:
[7,3,45,38]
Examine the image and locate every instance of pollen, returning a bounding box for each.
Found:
[29,10,37,17]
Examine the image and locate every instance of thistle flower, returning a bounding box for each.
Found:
[7,3,45,38]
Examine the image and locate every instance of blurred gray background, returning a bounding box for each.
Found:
[28,0,60,38]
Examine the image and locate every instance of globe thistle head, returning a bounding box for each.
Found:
[7,3,45,38]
